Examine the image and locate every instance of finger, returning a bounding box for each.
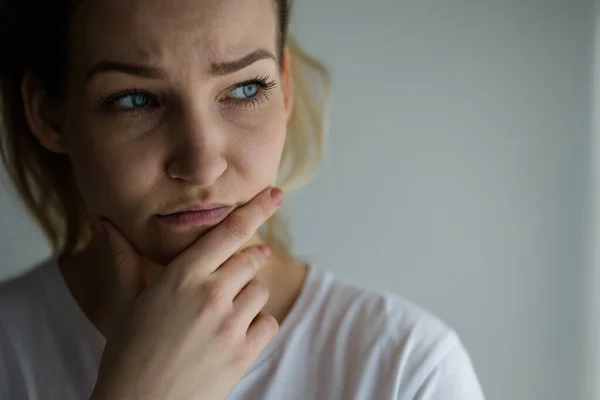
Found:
[211,245,271,298]
[232,278,270,330]
[168,187,283,278]
[96,220,148,313]
[245,312,279,357]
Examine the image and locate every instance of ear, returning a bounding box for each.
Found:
[281,46,294,121]
[21,71,67,154]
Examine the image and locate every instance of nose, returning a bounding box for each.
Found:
[165,111,227,187]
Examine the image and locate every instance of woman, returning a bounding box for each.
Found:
[0,0,485,398]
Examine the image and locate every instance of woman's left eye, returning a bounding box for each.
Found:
[222,78,276,110]
[230,83,260,99]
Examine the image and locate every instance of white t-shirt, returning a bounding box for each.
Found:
[0,260,485,399]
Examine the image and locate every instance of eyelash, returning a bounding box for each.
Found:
[225,75,278,111]
[100,75,278,116]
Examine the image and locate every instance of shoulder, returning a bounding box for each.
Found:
[0,260,53,313]
[0,260,102,399]
[0,260,57,340]
[314,270,454,351]
[310,270,484,398]
[0,261,55,389]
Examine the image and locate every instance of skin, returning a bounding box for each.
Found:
[21,0,308,397]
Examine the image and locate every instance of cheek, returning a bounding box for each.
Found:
[233,108,287,182]
[65,129,159,219]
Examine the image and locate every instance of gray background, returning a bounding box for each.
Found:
[0,1,595,399]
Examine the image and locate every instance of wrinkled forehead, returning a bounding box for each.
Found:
[67,0,278,77]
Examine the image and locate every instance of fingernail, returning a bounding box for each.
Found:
[270,188,283,206]
[258,245,272,259]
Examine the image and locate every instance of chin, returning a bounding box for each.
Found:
[145,241,201,267]
[137,228,204,267]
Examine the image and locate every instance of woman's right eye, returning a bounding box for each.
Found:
[102,91,159,114]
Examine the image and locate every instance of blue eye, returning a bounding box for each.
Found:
[114,93,151,108]
[231,83,259,99]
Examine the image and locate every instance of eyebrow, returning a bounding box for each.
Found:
[84,61,166,85]
[84,49,277,85]
[209,49,276,76]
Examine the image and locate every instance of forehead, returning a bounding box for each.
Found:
[69,0,278,71]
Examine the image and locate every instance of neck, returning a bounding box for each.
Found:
[59,234,308,339]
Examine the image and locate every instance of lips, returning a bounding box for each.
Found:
[160,203,230,215]
[157,205,233,227]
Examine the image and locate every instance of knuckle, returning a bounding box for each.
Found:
[234,251,250,265]
[262,314,280,336]
[233,343,254,364]
[224,216,249,239]
[218,316,241,342]
[251,313,279,342]
[112,251,127,268]
[252,280,269,300]
[240,252,260,273]
[259,197,275,218]
[252,246,269,260]
[169,266,195,293]
[203,281,229,310]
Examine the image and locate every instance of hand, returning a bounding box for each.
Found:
[91,187,284,400]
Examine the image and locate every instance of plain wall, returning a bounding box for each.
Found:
[286,1,593,400]
[586,1,600,399]
[0,1,594,400]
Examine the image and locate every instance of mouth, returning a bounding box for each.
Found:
[157,205,234,227]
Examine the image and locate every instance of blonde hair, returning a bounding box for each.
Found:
[265,36,332,261]
[0,30,332,262]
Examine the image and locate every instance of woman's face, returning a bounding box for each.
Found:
[58,0,291,265]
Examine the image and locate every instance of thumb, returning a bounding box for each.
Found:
[94,220,148,314]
